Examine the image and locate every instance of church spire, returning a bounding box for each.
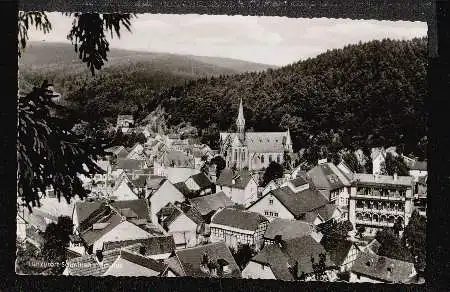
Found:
[236,98,246,141]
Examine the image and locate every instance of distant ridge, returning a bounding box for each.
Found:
[19,41,277,74]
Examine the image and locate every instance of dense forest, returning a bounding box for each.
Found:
[20,38,428,163]
[153,38,428,161]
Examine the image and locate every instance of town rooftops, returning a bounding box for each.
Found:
[157,202,204,229]
[103,236,176,256]
[220,132,289,153]
[251,235,332,279]
[216,168,254,189]
[351,252,416,283]
[74,201,105,226]
[65,248,121,276]
[173,182,191,196]
[307,162,351,191]
[173,241,241,278]
[211,208,268,231]
[410,160,427,171]
[146,175,166,191]
[321,239,355,266]
[110,199,150,221]
[189,172,213,189]
[160,150,194,167]
[264,219,314,241]
[104,249,167,277]
[353,173,413,187]
[188,192,235,216]
[116,159,145,171]
[290,176,309,187]
[252,186,329,219]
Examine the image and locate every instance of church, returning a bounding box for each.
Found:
[219,99,294,170]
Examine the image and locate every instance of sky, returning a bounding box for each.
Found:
[28,13,427,66]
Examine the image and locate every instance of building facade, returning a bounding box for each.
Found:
[219,99,293,170]
[348,173,414,235]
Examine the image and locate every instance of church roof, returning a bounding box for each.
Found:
[220,132,288,153]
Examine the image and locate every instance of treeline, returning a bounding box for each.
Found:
[151,38,427,161]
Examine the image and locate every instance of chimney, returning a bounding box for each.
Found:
[393,173,398,181]
[96,250,104,262]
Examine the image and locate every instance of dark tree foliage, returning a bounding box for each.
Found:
[109,130,146,149]
[262,161,284,187]
[18,12,52,57]
[383,152,410,176]
[375,228,413,263]
[154,38,427,160]
[17,12,134,210]
[42,216,74,274]
[356,226,366,238]
[311,253,328,281]
[403,210,426,271]
[342,152,364,173]
[230,244,254,269]
[17,82,105,211]
[321,220,353,251]
[211,156,226,178]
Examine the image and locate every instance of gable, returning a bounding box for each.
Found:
[168,213,198,232]
[99,221,151,245]
[247,193,295,219]
[111,180,138,201]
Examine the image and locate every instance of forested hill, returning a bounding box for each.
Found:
[153,38,427,159]
[19,42,275,121]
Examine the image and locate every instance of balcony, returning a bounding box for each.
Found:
[355,219,394,227]
[353,192,405,201]
[355,208,404,215]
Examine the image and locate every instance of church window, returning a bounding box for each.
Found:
[269,155,273,162]
[242,150,245,161]
[261,155,265,163]
[277,155,281,163]
[234,150,237,161]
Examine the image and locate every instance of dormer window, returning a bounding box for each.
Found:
[269,199,274,205]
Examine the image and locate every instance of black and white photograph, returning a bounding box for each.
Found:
[16,11,428,283]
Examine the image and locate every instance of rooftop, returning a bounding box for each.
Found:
[351,252,416,283]
[353,173,413,187]
[216,168,254,189]
[188,192,235,216]
[211,208,268,231]
[264,219,314,241]
[174,242,241,278]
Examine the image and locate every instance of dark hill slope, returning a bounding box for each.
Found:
[155,38,427,157]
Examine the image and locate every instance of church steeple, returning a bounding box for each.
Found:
[236,98,245,141]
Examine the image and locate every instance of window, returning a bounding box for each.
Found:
[242,150,245,161]
[264,211,269,216]
[269,211,274,216]
[261,155,265,163]
[269,199,274,205]
[261,264,265,270]
[234,151,237,161]
[269,155,273,162]
[347,187,351,194]
[276,155,280,163]
[274,212,279,217]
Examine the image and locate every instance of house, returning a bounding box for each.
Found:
[104,237,176,260]
[188,191,235,223]
[156,202,205,249]
[307,160,352,219]
[147,179,186,223]
[263,218,321,245]
[349,173,414,236]
[105,145,129,159]
[76,203,153,253]
[104,248,174,277]
[370,147,399,175]
[115,158,147,172]
[242,235,333,281]
[246,186,329,223]
[184,172,215,197]
[116,114,134,133]
[165,242,241,278]
[363,238,382,255]
[215,168,259,207]
[126,143,146,160]
[63,248,121,276]
[210,208,269,250]
[349,252,416,283]
[414,175,427,217]
[261,178,285,197]
[110,176,139,201]
[219,99,293,170]
[321,239,361,272]
[409,160,427,181]
[153,150,196,178]
[145,175,167,196]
